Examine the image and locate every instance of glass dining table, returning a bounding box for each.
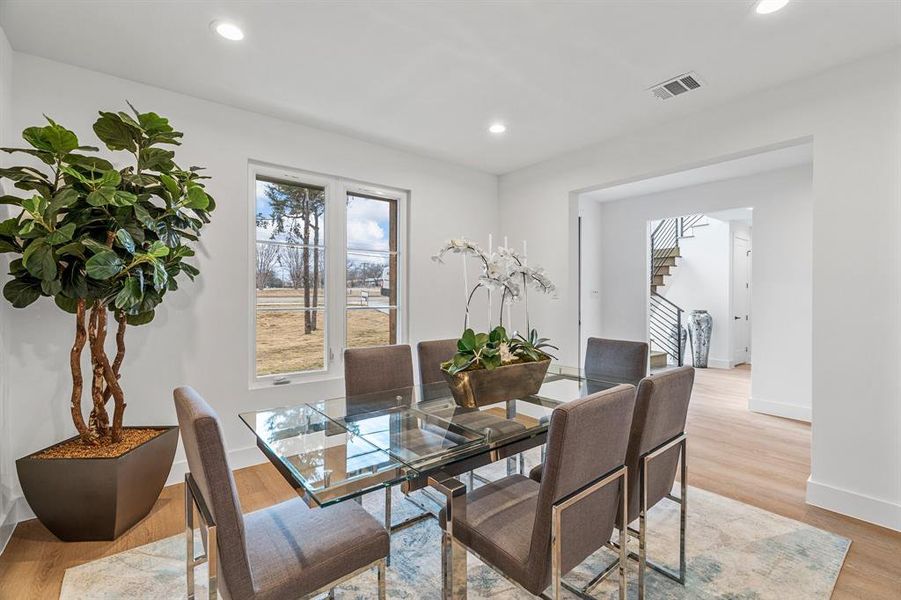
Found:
[239,365,638,510]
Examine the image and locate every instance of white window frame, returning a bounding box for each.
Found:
[248,161,408,388]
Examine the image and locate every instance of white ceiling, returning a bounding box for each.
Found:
[1,1,898,174]
[582,142,812,202]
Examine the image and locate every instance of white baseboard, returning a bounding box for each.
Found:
[685,357,732,369]
[807,477,901,532]
[749,396,811,422]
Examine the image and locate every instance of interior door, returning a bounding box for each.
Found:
[732,235,751,364]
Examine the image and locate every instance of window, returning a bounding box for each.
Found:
[251,164,406,384]
[346,193,398,348]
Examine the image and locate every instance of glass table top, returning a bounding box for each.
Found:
[240,366,638,506]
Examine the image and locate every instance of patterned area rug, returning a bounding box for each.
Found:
[61,451,849,599]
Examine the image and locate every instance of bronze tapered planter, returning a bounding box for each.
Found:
[15,426,178,541]
[443,359,551,409]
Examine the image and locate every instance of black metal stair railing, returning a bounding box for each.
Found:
[650,292,683,366]
[648,214,702,366]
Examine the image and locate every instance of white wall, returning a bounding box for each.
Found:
[500,49,901,531]
[658,216,734,369]
[4,53,499,518]
[591,167,812,421]
[0,25,15,551]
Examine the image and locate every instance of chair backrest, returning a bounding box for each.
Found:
[624,366,694,522]
[584,337,648,381]
[344,344,414,397]
[416,338,458,384]
[526,384,635,589]
[174,387,253,599]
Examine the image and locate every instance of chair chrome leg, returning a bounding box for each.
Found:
[540,444,546,465]
[639,458,648,600]
[679,439,687,583]
[518,452,525,475]
[468,470,474,491]
[185,476,195,600]
[551,504,562,599]
[619,470,628,600]
[208,524,218,600]
[377,559,387,600]
[325,588,335,599]
[384,487,392,567]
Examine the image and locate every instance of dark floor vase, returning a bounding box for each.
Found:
[15,426,178,541]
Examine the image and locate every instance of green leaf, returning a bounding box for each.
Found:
[159,173,180,197]
[47,188,80,214]
[46,223,76,245]
[0,218,19,236]
[0,239,18,253]
[59,165,89,184]
[22,195,48,217]
[18,220,36,236]
[489,325,507,344]
[54,295,80,313]
[41,118,80,155]
[185,186,210,210]
[147,240,169,257]
[93,112,139,152]
[3,278,41,308]
[0,195,23,206]
[85,250,124,279]
[151,260,168,291]
[460,329,476,351]
[66,154,114,172]
[132,203,154,227]
[115,228,136,253]
[41,277,62,296]
[81,238,110,254]
[114,275,143,309]
[109,190,137,207]
[126,309,155,326]
[0,147,55,165]
[57,240,85,258]
[87,187,115,206]
[99,169,122,187]
[138,147,175,172]
[23,241,57,280]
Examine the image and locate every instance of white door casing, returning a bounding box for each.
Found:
[732,234,751,364]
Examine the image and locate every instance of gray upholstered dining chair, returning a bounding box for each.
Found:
[345,344,414,397]
[174,386,388,600]
[584,337,649,381]
[431,384,636,599]
[344,344,417,565]
[416,338,457,385]
[620,365,694,598]
[530,365,694,599]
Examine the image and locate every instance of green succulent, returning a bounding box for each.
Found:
[442,326,509,375]
[509,328,558,362]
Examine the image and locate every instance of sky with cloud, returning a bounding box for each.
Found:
[256,182,392,269]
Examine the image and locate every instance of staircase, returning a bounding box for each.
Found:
[649,214,706,366]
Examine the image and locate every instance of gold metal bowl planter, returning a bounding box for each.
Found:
[442,358,551,409]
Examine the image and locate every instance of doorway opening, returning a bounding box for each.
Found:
[648,208,753,370]
[574,141,813,424]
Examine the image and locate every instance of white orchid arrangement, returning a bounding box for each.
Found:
[432,237,556,332]
[433,237,558,374]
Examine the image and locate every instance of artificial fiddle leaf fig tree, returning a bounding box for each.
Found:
[0,104,215,446]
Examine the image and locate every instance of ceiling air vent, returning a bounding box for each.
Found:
[648,72,703,100]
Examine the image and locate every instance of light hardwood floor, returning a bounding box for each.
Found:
[1,366,899,599]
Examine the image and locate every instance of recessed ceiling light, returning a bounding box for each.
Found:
[755,0,789,14]
[211,20,244,41]
[488,123,507,134]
